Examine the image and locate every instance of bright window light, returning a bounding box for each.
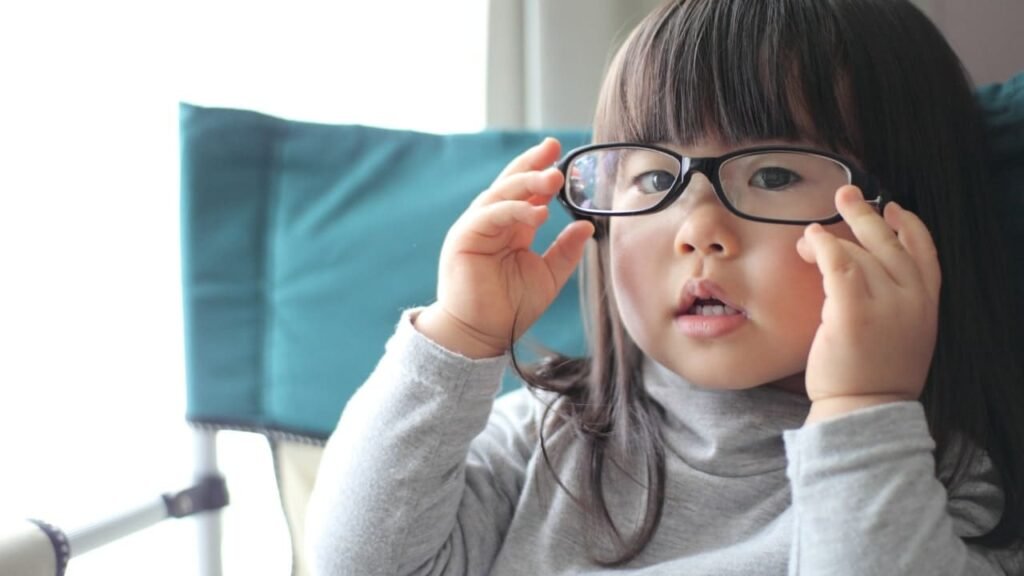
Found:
[0,1,487,575]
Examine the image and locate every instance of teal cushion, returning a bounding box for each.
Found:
[180,103,591,439]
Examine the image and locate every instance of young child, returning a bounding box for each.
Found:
[307,0,1024,573]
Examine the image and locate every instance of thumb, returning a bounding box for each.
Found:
[542,220,595,292]
[796,225,820,265]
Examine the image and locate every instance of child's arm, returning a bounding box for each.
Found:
[305,310,534,575]
[306,138,592,575]
[792,188,1019,572]
[785,401,1019,575]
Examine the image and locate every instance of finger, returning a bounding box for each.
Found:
[455,201,548,250]
[495,137,562,181]
[884,201,942,303]
[798,223,875,301]
[835,185,919,288]
[541,220,595,292]
[472,167,564,209]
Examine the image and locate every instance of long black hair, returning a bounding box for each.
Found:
[515,0,1024,565]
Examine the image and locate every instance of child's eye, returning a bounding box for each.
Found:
[749,167,803,190]
[634,170,677,195]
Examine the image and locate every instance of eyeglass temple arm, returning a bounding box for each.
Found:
[860,172,886,212]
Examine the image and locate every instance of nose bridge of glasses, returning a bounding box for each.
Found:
[672,158,721,209]
[670,166,738,254]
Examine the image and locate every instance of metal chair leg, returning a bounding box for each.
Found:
[194,428,224,576]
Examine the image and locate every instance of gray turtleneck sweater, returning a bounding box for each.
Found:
[306,311,1021,575]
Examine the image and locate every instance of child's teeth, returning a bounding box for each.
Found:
[694,304,737,316]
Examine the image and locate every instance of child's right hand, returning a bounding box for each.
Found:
[414,138,595,359]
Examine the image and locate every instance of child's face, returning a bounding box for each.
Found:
[609,138,857,392]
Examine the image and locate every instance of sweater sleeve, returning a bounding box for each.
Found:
[784,401,1022,575]
[306,310,540,576]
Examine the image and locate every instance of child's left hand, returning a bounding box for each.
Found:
[796,185,941,424]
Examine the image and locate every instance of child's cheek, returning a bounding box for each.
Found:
[607,220,677,346]
[753,237,826,346]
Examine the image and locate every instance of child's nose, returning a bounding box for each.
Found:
[671,174,740,257]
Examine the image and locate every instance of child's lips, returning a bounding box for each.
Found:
[676,278,746,317]
[674,312,747,337]
[675,279,747,338]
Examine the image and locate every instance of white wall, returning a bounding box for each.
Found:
[487,0,662,128]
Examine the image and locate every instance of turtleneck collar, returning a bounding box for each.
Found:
[643,357,811,477]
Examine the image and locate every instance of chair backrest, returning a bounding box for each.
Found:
[179,103,591,440]
[180,75,1023,441]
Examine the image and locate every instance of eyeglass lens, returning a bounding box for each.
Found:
[565,147,853,222]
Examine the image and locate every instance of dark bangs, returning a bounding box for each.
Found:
[595,0,858,155]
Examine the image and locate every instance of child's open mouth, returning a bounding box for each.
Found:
[675,281,747,338]
[686,298,742,317]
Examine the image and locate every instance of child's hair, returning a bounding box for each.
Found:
[514,0,1024,566]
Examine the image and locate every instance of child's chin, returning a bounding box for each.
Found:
[679,367,806,393]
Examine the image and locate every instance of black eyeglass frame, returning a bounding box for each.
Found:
[556,142,883,226]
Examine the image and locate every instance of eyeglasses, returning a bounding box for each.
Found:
[556,143,882,225]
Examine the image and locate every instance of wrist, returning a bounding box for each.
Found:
[412,305,508,360]
[805,393,913,425]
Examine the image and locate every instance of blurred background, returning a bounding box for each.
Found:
[0,1,1019,574]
